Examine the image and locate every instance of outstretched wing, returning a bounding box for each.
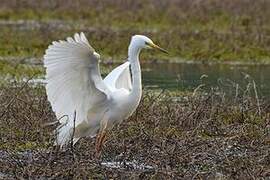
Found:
[44,32,109,146]
[104,61,132,91]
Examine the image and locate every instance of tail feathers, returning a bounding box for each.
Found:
[54,125,74,147]
[54,124,99,148]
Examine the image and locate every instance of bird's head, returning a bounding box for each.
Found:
[130,35,168,54]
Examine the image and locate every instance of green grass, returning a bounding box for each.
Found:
[0,0,270,62]
[0,60,43,83]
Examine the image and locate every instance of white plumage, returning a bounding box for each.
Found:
[104,61,132,91]
[44,32,167,150]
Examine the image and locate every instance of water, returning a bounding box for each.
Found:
[1,61,270,96]
[101,160,154,171]
[141,62,270,96]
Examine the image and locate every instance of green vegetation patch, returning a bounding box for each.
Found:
[0,60,43,78]
[0,0,270,62]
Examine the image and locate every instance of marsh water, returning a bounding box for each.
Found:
[141,62,270,96]
[1,61,270,97]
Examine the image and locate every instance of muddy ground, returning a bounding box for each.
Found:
[0,81,270,179]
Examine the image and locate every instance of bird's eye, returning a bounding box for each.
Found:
[145,41,150,45]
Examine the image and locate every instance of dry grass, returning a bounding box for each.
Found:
[0,80,270,179]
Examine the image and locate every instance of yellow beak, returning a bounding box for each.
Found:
[148,42,169,54]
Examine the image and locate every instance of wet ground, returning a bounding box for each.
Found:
[1,83,270,179]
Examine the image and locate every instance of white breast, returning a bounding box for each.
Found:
[106,89,139,125]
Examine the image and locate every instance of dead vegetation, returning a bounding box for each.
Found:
[0,79,270,179]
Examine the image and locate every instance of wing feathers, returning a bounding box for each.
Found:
[44,32,109,146]
[104,61,132,91]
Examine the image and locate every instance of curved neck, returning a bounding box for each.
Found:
[128,44,142,98]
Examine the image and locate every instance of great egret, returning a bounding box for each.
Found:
[44,32,167,156]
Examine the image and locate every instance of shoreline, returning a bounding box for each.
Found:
[1,56,270,66]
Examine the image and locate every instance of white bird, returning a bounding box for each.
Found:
[44,32,167,156]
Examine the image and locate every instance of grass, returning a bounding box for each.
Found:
[0,60,43,79]
[0,80,270,178]
[0,0,270,62]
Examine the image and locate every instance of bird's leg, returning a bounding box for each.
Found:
[95,120,108,158]
[95,131,107,158]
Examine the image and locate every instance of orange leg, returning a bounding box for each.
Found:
[95,121,108,158]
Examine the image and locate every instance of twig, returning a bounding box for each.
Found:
[252,80,261,116]
[192,84,205,97]
[0,76,34,118]
[70,110,76,157]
